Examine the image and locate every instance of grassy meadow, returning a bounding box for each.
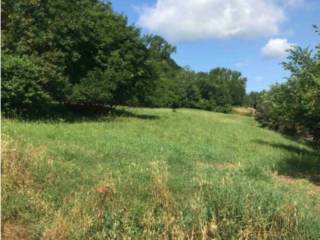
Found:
[2,108,320,239]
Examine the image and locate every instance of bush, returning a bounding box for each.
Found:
[1,55,67,117]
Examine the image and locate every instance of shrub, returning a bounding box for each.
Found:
[1,55,67,117]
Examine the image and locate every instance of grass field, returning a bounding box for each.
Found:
[2,108,320,239]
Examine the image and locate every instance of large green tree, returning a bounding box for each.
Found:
[2,0,155,115]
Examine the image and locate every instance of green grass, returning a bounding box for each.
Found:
[2,108,320,239]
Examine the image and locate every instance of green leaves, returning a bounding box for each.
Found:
[256,28,320,141]
[2,0,156,115]
[2,0,247,117]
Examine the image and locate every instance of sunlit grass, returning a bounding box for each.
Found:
[2,108,320,239]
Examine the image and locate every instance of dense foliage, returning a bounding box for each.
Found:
[255,28,320,142]
[1,0,246,117]
[2,0,156,116]
[174,67,247,112]
[142,35,247,111]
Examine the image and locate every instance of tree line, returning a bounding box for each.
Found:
[2,0,247,117]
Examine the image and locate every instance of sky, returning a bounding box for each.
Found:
[111,0,320,92]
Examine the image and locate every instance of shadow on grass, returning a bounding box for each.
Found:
[8,105,160,123]
[254,140,320,185]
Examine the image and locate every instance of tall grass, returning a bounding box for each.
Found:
[2,108,320,239]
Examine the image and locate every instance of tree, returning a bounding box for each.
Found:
[142,34,181,107]
[245,91,265,109]
[1,0,156,116]
[256,27,320,142]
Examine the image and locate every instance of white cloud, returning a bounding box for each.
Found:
[138,0,286,42]
[261,38,295,59]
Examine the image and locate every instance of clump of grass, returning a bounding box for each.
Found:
[2,136,44,225]
[232,107,256,117]
[2,136,100,239]
[142,161,186,239]
[199,175,320,239]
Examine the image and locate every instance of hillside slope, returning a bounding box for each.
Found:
[2,108,320,239]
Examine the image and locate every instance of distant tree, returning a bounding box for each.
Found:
[208,68,247,106]
[245,91,265,108]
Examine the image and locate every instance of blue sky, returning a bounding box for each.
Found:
[111,0,319,92]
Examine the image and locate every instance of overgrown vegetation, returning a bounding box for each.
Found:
[2,108,320,239]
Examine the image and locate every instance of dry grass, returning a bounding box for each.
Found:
[2,222,32,240]
[143,161,221,240]
[233,107,256,116]
[1,136,36,240]
[273,172,320,191]
[142,161,186,240]
[2,136,35,187]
